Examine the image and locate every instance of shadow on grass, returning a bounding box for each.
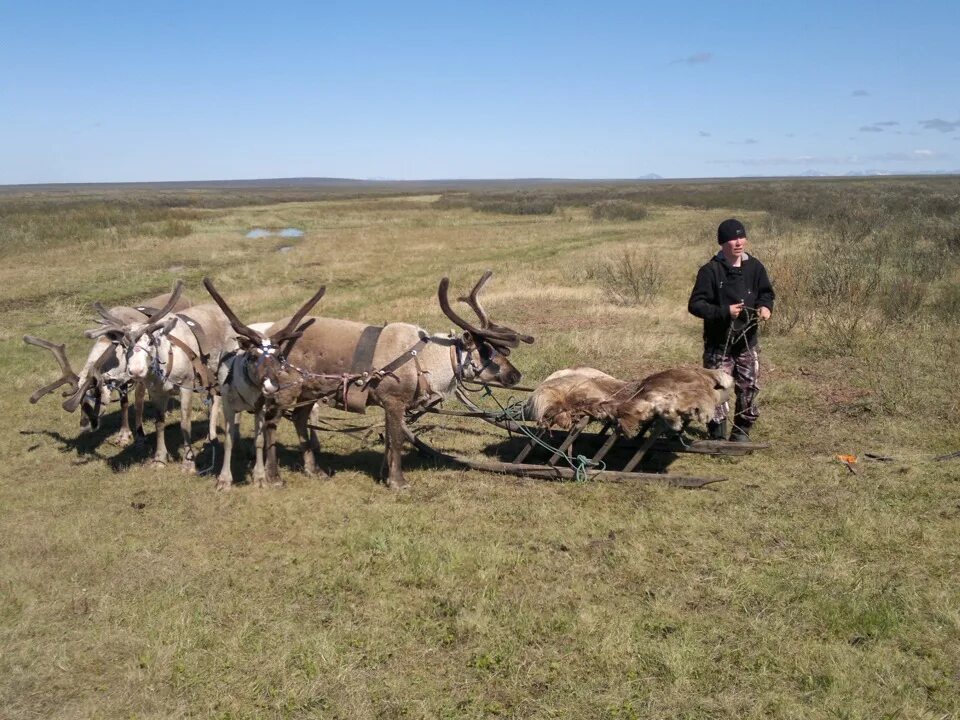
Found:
[26,406,695,483]
[21,405,222,473]
[417,427,693,476]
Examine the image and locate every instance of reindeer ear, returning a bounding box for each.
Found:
[162,316,178,333]
[237,336,256,351]
[460,331,475,348]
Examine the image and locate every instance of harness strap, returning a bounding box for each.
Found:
[373,336,430,380]
[449,343,460,381]
[166,334,214,392]
[350,325,385,374]
[175,313,211,358]
[349,335,430,412]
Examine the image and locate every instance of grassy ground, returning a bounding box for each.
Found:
[1,181,958,719]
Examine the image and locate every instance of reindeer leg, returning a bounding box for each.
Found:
[382,400,409,490]
[292,403,328,478]
[114,387,133,446]
[208,394,222,443]
[261,405,283,488]
[252,409,267,487]
[150,389,171,466]
[179,388,197,473]
[133,383,147,448]
[216,398,236,491]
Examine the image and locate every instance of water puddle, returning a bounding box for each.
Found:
[245,227,304,239]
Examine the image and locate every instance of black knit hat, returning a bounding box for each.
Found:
[717,218,747,244]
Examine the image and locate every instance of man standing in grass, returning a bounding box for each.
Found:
[688,218,775,442]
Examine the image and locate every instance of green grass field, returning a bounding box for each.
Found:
[1,179,958,719]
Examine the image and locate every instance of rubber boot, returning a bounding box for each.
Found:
[729,425,751,443]
[707,420,726,441]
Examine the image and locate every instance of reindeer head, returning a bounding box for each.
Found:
[202,278,325,398]
[438,271,534,386]
[84,281,185,384]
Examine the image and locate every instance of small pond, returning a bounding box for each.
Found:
[245,227,304,239]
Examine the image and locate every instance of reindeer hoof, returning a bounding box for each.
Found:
[215,479,232,492]
[386,477,409,491]
[150,459,168,469]
[180,461,197,475]
[111,432,134,447]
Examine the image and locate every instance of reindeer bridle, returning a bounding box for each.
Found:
[202,277,325,394]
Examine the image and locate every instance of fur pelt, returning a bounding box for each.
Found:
[524,366,734,436]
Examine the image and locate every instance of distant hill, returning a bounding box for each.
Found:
[3,172,959,195]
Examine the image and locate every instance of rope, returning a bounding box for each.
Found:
[717,306,763,436]
[464,382,605,482]
[196,442,217,476]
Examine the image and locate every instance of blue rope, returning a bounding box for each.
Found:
[474,384,605,482]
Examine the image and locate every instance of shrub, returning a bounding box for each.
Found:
[877,277,929,323]
[471,193,557,216]
[596,249,664,306]
[932,281,960,323]
[157,219,193,239]
[590,200,648,222]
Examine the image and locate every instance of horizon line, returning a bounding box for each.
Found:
[3,171,960,191]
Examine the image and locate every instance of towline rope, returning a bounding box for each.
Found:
[463,383,606,482]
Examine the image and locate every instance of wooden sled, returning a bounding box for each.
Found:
[401,388,769,489]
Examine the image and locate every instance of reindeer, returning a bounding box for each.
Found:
[259,271,534,489]
[91,293,242,471]
[24,286,191,445]
[200,277,326,490]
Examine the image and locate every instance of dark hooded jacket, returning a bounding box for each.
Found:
[688,252,775,350]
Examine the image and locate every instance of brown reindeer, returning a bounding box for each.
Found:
[260,271,534,489]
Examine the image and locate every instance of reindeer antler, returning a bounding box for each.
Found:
[86,280,185,343]
[61,343,116,413]
[277,318,317,357]
[202,277,264,343]
[23,336,80,403]
[441,273,535,349]
[457,270,494,328]
[269,286,326,345]
[84,303,129,340]
[135,280,186,338]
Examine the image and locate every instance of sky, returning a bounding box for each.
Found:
[1,0,958,183]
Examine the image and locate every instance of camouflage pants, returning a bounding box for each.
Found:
[703,345,761,431]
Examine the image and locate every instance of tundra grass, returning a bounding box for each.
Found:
[1,183,958,719]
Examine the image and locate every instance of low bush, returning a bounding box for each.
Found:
[595,249,665,306]
[471,193,557,216]
[157,219,193,239]
[590,200,648,222]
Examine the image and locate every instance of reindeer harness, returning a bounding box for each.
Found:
[147,313,217,394]
[284,329,457,415]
